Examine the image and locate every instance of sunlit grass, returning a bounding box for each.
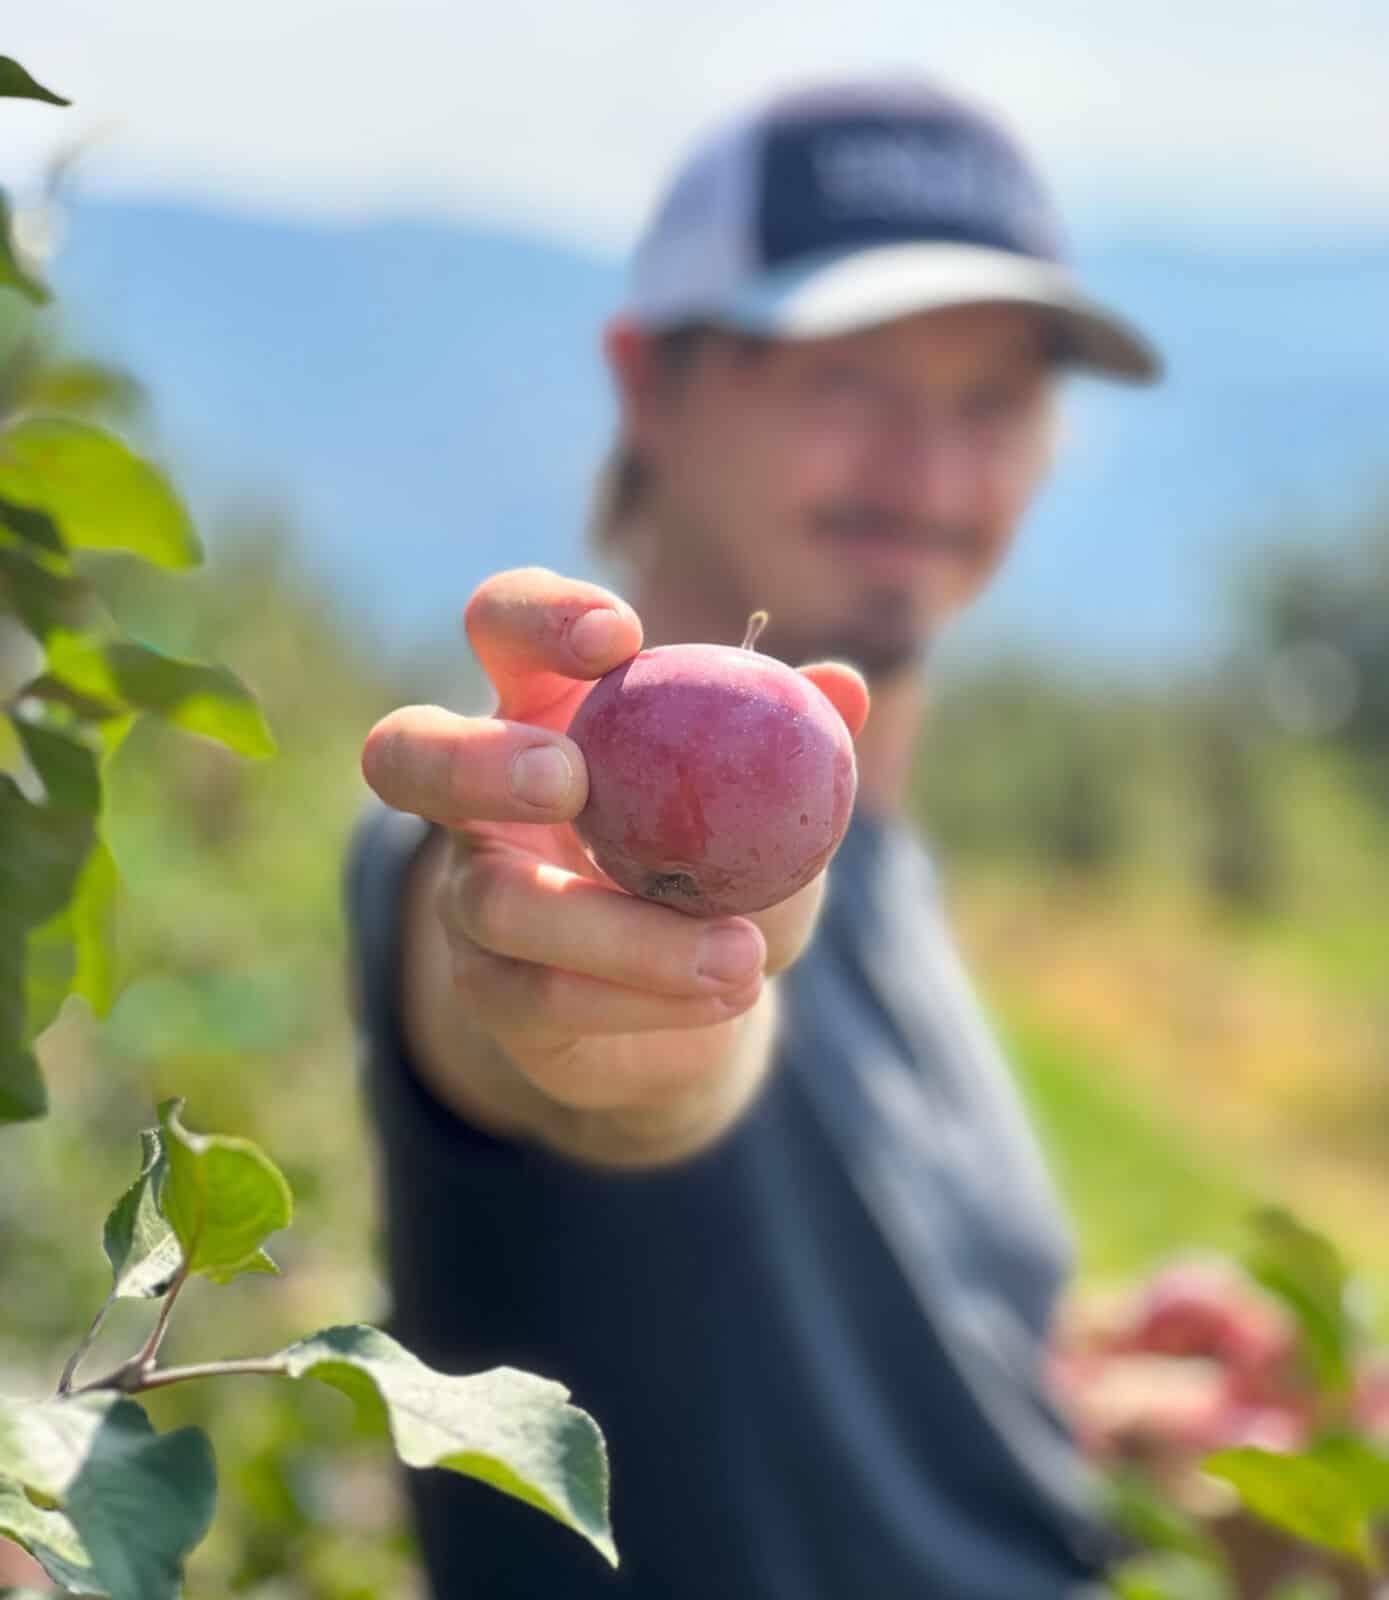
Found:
[989,993,1265,1284]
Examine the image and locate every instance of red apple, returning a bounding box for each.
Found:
[1120,1260,1295,1382]
[1353,1354,1389,1439]
[567,614,858,917]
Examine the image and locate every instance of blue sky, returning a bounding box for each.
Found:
[6,2,1388,253]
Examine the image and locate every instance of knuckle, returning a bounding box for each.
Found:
[523,961,567,1026]
[451,938,529,1023]
[463,567,553,647]
[431,858,466,938]
[458,858,518,952]
[462,579,503,647]
[449,945,489,1009]
[360,710,409,793]
[690,985,760,1034]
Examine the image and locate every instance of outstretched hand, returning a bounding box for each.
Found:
[360,566,868,1130]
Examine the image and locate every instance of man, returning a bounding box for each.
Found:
[347,74,1161,1598]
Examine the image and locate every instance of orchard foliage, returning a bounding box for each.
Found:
[1064,1212,1389,1596]
[0,54,273,1124]
[0,56,615,1594]
[0,1102,614,1596]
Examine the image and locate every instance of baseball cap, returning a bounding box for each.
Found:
[621,75,1161,382]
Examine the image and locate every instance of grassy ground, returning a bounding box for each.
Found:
[994,997,1263,1283]
[950,847,1389,1337]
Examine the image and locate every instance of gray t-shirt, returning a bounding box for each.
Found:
[345,799,1122,1598]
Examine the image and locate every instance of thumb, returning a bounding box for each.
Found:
[797,661,870,740]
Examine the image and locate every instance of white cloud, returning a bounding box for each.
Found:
[4,0,1386,252]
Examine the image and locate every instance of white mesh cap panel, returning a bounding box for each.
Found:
[623,108,763,328]
[623,77,1009,331]
[618,74,1160,378]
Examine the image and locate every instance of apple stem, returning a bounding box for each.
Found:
[741,610,769,651]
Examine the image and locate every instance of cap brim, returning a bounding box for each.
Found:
[715,241,1162,383]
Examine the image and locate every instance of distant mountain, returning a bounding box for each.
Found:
[48,198,1389,675]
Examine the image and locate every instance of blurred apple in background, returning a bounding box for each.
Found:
[1048,1254,1325,1494]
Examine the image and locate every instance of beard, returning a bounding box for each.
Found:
[768,501,989,678]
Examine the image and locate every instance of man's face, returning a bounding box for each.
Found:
[622,303,1059,679]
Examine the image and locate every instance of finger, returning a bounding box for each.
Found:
[464,566,643,721]
[748,872,827,976]
[445,853,767,998]
[361,706,587,824]
[452,942,764,1041]
[797,661,871,739]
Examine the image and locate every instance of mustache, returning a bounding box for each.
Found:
[810,504,984,554]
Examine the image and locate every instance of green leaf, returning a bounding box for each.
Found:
[0,496,65,558]
[0,197,49,308]
[0,1590,90,1599]
[0,545,98,642]
[1105,1550,1233,1600]
[1243,1208,1357,1398]
[0,724,99,1123]
[25,833,120,1037]
[0,1592,90,1600]
[103,1129,180,1301]
[1202,1446,1378,1569]
[0,725,100,938]
[104,640,275,756]
[0,618,44,708]
[13,718,101,814]
[0,58,70,105]
[43,631,276,758]
[0,418,200,569]
[63,1408,215,1600]
[17,361,145,423]
[1307,1433,1389,1513]
[1103,1465,1226,1564]
[0,712,26,781]
[0,1042,45,1123]
[1267,1579,1339,1600]
[0,1478,101,1594]
[82,711,136,777]
[156,1099,292,1284]
[64,835,119,1018]
[0,1394,215,1600]
[280,1324,616,1567]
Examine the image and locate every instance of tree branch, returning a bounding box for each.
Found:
[63,1261,195,1397]
[125,1357,291,1393]
[129,1259,189,1374]
[71,1356,289,1396]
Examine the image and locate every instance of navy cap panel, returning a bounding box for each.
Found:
[755,110,1067,270]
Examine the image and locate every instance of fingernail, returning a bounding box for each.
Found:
[696,925,764,986]
[510,745,574,808]
[569,607,622,664]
